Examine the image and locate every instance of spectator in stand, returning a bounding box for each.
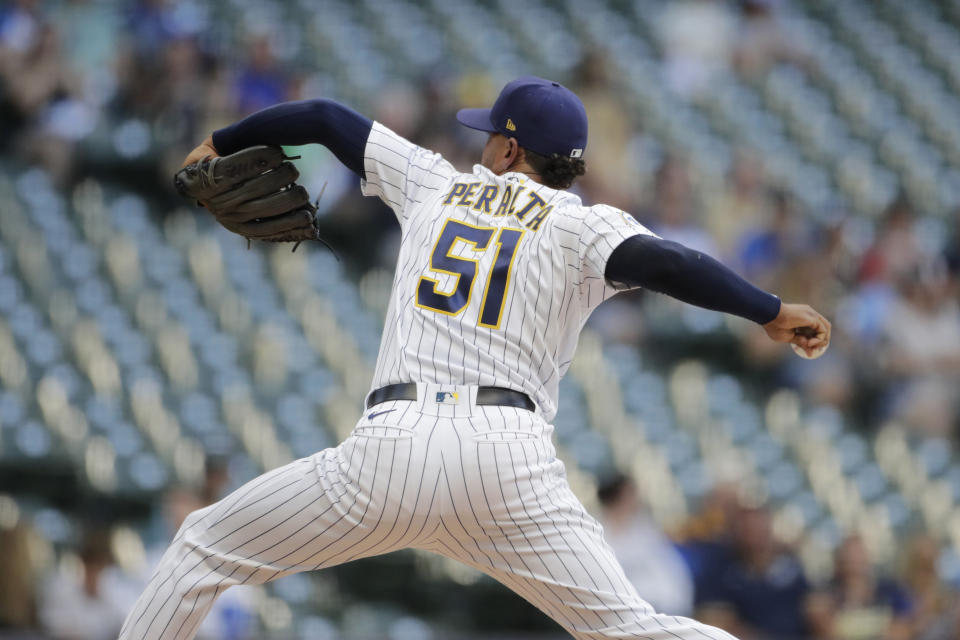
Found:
[944,206,960,277]
[737,190,809,291]
[0,522,38,631]
[199,454,230,506]
[232,35,292,115]
[680,482,741,546]
[838,197,924,403]
[119,0,214,120]
[2,22,92,184]
[126,0,179,59]
[901,534,959,640]
[879,261,960,437]
[570,51,639,210]
[657,0,737,99]
[860,196,925,288]
[705,150,773,261]
[693,502,812,640]
[809,534,913,640]
[596,473,694,616]
[647,155,718,257]
[733,0,811,79]
[677,482,741,604]
[0,0,41,56]
[152,37,223,159]
[38,528,129,640]
[0,0,42,141]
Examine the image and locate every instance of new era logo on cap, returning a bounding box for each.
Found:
[456,76,588,159]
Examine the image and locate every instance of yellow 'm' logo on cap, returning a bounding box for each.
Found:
[506,118,516,131]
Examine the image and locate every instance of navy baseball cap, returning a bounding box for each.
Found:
[456,76,588,158]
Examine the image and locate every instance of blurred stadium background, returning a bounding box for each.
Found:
[2,0,960,638]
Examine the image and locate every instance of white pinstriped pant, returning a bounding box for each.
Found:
[119,384,738,640]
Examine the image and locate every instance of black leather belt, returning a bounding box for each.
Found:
[366,383,535,412]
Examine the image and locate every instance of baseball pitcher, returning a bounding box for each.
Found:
[121,76,830,640]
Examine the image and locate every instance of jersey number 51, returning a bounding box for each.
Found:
[416,218,525,330]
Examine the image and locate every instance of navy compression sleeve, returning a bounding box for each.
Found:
[604,234,781,324]
[211,99,373,176]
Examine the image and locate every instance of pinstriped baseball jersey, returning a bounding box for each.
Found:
[361,122,655,420]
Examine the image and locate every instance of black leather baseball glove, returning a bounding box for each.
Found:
[174,145,321,248]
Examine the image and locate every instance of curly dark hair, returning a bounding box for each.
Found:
[522,147,586,189]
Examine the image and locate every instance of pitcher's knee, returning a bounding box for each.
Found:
[180,505,214,533]
[564,609,739,640]
[163,487,216,542]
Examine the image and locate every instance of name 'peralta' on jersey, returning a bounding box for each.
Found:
[362,122,655,420]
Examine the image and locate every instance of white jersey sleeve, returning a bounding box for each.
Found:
[361,122,458,225]
[577,204,659,302]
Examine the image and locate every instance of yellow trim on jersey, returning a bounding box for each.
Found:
[524,204,553,231]
[493,185,513,217]
[507,186,526,215]
[457,183,481,207]
[442,182,468,204]
[414,218,492,318]
[472,185,499,214]
[478,227,527,329]
[513,191,547,223]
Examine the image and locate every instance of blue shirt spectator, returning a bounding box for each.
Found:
[233,37,290,115]
[693,504,812,639]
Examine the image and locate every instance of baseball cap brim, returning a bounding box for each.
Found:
[456,108,498,133]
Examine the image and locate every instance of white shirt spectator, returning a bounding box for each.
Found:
[603,514,695,616]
